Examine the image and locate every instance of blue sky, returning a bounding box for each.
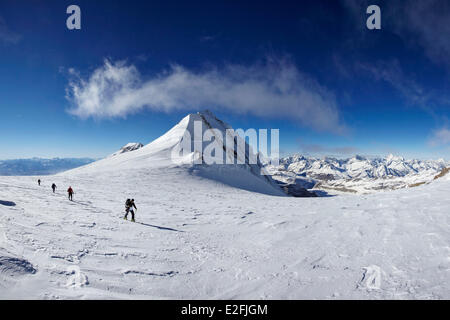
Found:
[1,0,450,160]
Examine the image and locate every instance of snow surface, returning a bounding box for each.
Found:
[1,167,449,299]
[0,111,449,299]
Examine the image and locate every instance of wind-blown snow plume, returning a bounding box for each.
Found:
[66,59,346,134]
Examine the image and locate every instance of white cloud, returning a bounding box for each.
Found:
[66,58,346,134]
[391,0,450,67]
[429,127,450,146]
[297,140,360,155]
[342,0,450,68]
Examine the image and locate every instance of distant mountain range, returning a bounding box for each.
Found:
[0,158,96,176]
[266,154,450,194]
[276,154,447,179]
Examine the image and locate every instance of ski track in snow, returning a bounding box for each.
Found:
[0,167,449,299]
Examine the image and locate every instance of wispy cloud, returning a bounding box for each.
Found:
[199,34,219,42]
[0,16,21,45]
[66,58,347,134]
[356,59,430,107]
[297,139,360,155]
[342,0,450,68]
[429,127,450,146]
[390,0,450,68]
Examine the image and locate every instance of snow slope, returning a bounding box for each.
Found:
[0,166,449,299]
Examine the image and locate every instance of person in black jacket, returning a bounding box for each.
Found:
[124,199,137,222]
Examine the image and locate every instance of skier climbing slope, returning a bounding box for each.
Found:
[124,198,137,222]
[67,186,74,201]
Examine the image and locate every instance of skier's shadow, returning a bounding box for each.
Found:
[71,200,91,207]
[137,222,184,232]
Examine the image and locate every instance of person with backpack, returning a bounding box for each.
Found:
[124,198,137,222]
[67,186,74,201]
[38,179,41,186]
[51,183,57,193]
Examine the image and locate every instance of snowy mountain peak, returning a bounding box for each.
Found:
[197,110,232,131]
[386,154,404,162]
[198,109,220,120]
[110,142,144,157]
[63,112,284,196]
